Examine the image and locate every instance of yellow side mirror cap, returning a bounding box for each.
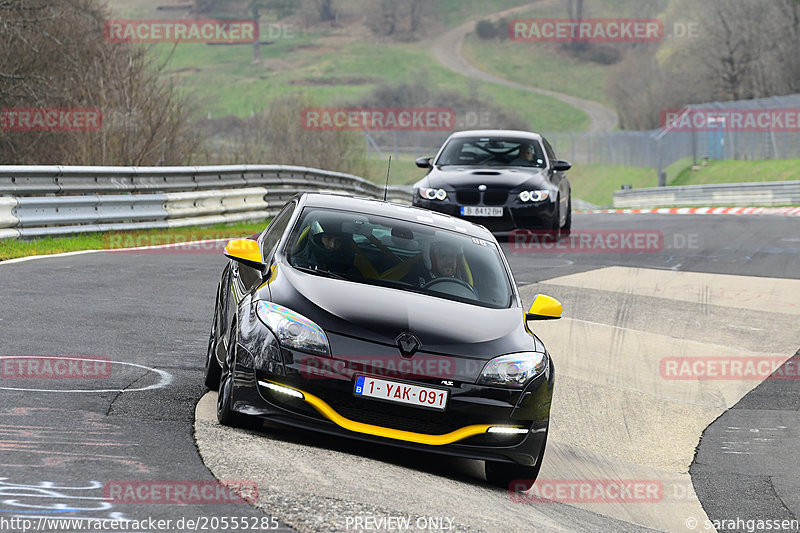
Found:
[224,239,265,272]
[526,294,562,321]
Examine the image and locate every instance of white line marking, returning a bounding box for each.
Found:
[0,238,232,266]
[0,356,173,393]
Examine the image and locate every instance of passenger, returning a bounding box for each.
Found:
[428,240,462,279]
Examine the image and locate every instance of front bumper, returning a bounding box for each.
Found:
[230,324,553,466]
[413,197,558,235]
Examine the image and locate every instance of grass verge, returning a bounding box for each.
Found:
[0,221,270,261]
[570,158,800,206]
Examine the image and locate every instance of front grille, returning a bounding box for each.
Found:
[462,213,515,232]
[456,190,480,205]
[483,191,508,205]
[325,395,471,435]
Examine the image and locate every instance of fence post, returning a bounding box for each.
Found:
[656,136,666,187]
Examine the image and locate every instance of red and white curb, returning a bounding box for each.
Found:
[577,207,800,216]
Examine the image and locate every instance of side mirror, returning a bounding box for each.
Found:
[552,160,571,172]
[224,239,266,273]
[526,294,562,321]
[415,156,433,169]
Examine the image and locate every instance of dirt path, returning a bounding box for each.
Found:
[430,1,619,133]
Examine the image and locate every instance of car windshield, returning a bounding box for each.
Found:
[436,137,547,168]
[285,207,514,309]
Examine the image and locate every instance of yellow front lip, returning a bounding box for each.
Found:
[259,380,524,446]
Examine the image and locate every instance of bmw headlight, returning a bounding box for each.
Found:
[256,301,330,356]
[419,187,448,201]
[477,352,548,388]
[519,190,550,202]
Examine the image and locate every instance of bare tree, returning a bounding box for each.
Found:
[312,0,336,22]
[607,0,800,128]
[366,0,432,40]
[566,0,584,20]
[194,93,368,177]
[0,0,200,164]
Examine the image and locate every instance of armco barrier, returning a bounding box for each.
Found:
[14,195,169,227]
[0,165,412,240]
[0,197,19,229]
[163,188,269,219]
[614,180,800,208]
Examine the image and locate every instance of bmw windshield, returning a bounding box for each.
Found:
[436,137,547,168]
[285,207,514,309]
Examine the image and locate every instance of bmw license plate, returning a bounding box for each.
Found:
[354,376,448,411]
[461,206,503,217]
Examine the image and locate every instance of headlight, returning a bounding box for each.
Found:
[477,352,548,388]
[519,190,549,202]
[419,187,448,201]
[256,301,330,356]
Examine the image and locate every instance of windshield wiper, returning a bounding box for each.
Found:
[292,265,349,281]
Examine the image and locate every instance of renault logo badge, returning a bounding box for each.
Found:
[395,332,421,357]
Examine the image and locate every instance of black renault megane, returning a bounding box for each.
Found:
[205,193,562,488]
[413,130,572,236]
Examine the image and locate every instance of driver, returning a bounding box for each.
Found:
[400,240,464,287]
[307,228,358,276]
[510,144,534,165]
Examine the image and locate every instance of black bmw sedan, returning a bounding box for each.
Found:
[413,130,572,236]
[205,193,562,489]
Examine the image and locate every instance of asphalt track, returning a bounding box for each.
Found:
[1,213,798,532]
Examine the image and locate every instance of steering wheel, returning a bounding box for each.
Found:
[422,277,479,299]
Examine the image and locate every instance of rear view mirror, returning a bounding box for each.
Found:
[415,157,433,169]
[526,294,562,321]
[224,239,266,273]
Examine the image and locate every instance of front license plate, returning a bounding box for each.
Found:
[354,376,448,411]
[461,206,503,217]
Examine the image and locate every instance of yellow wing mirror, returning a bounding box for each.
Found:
[526,294,563,321]
[224,239,266,273]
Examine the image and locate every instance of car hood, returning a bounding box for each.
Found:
[268,265,540,360]
[421,167,550,190]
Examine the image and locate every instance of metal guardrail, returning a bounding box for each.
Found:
[0,165,412,240]
[613,180,800,209]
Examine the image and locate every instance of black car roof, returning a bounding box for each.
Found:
[299,193,495,239]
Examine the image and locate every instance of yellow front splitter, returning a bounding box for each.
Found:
[259,380,525,446]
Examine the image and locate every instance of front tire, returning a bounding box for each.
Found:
[548,204,561,242]
[217,322,248,428]
[204,287,222,390]
[561,198,572,236]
